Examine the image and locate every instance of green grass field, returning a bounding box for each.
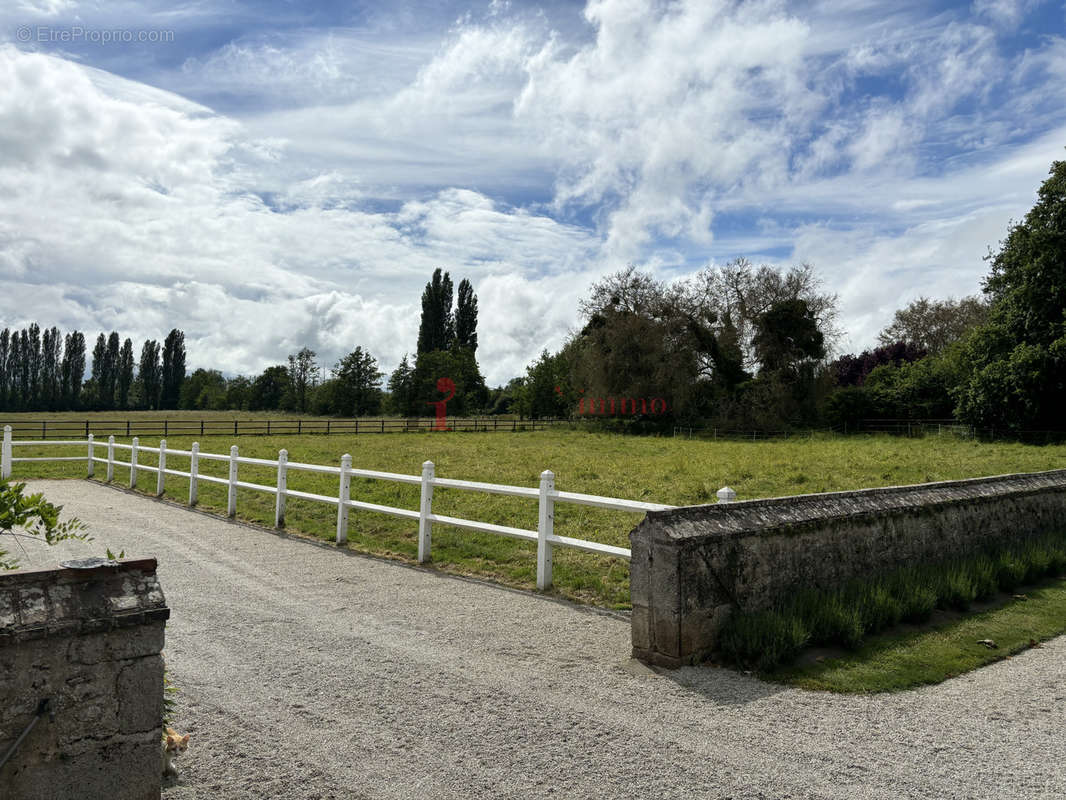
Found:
[8,418,1066,691]
[8,423,1066,608]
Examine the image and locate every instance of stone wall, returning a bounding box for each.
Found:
[0,558,169,800]
[630,469,1066,667]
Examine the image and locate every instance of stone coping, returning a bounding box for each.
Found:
[639,468,1066,541]
[0,558,169,645]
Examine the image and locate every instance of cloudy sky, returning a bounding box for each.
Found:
[1,0,1064,384]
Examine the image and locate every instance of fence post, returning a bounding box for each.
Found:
[417,461,434,563]
[130,437,139,489]
[227,445,238,517]
[336,454,351,544]
[2,425,12,480]
[157,439,167,496]
[106,435,114,482]
[716,486,737,504]
[86,434,94,478]
[537,470,556,590]
[275,449,287,528]
[189,442,199,506]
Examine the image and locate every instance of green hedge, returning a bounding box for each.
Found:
[718,532,1066,671]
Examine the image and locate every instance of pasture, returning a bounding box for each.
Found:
[8,417,1066,609]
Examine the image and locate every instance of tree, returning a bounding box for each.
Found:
[62,331,86,410]
[102,331,120,409]
[161,329,186,410]
[89,333,107,410]
[333,347,383,416]
[225,376,253,411]
[27,323,41,409]
[117,338,134,410]
[877,296,990,355]
[179,369,227,410]
[454,278,479,353]
[284,348,318,412]
[249,365,289,411]
[831,342,927,387]
[954,158,1066,430]
[137,340,162,410]
[687,259,840,373]
[385,355,415,416]
[0,329,9,411]
[40,327,62,411]
[515,350,571,419]
[416,268,454,354]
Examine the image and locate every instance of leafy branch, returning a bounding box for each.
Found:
[0,481,90,570]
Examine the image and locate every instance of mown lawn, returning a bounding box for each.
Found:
[9,428,1066,610]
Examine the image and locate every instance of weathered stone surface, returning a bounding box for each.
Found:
[0,559,168,800]
[630,469,1066,667]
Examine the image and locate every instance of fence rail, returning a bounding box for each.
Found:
[0,426,704,591]
[0,417,569,440]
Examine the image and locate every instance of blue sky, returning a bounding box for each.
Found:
[1,0,1064,384]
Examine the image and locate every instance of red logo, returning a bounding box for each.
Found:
[427,377,455,431]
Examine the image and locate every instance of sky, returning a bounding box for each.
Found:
[1,0,1064,385]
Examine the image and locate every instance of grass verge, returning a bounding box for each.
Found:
[767,578,1066,692]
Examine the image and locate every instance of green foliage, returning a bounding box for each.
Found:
[0,480,89,570]
[954,158,1066,430]
[417,268,455,355]
[718,610,810,671]
[720,531,1066,672]
[162,666,179,726]
[332,347,383,416]
[877,295,990,356]
[179,368,229,411]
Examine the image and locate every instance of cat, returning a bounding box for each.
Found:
[162,726,190,777]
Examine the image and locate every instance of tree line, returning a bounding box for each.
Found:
[510,156,1066,434]
[0,326,187,412]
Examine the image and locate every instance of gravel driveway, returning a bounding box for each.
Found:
[14,479,1066,799]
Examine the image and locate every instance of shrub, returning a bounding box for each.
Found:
[718,609,810,671]
[941,566,978,611]
[858,583,903,633]
[996,553,1027,591]
[971,555,999,600]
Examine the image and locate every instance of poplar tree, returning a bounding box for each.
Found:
[117,338,134,410]
[138,340,161,410]
[0,329,9,411]
[454,278,478,353]
[417,269,454,354]
[160,329,186,410]
[62,331,86,411]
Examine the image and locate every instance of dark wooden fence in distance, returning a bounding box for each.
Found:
[0,418,569,439]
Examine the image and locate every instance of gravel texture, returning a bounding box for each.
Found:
[13,479,1066,799]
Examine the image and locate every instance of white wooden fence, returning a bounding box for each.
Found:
[1,426,738,590]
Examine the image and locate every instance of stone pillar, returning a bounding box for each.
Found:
[0,558,170,800]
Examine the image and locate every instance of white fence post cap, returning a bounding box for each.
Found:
[717,486,737,503]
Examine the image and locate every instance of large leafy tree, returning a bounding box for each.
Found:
[954,158,1066,430]
[249,365,289,411]
[386,355,415,416]
[877,296,989,355]
[284,347,318,412]
[333,347,383,416]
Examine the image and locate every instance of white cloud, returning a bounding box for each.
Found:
[0,45,605,385]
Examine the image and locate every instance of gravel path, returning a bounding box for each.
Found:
[15,479,1066,799]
